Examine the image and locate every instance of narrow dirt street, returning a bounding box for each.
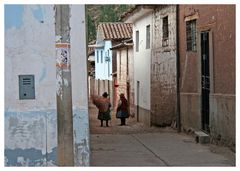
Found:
[89,101,165,135]
[89,101,235,166]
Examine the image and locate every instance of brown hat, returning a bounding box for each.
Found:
[120,93,124,98]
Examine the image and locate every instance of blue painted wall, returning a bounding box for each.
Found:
[95,40,112,80]
[5,110,57,166]
[5,5,24,29]
[5,5,57,166]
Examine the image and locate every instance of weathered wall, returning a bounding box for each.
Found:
[117,49,127,96]
[151,5,177,126]
[178,5,202,134]
[5,5,90,166]
[70,5,90,166]
[5,5,57,166]
[210,94,235,150]
[180,93,201,131]
[115,47,134,115]
[179,5,235,149]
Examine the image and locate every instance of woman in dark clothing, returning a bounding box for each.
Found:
[93,92,111,127]
[116,93,129,125]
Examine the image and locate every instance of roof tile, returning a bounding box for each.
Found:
[99,22,132,40]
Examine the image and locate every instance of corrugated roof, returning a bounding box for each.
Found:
[98,22,132,40]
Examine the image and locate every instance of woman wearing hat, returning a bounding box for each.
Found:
[93,92,111,127]
[116,93,129,126]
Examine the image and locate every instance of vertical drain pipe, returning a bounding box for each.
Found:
[176,5,181,133]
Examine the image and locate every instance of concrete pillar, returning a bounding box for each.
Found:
[55,5,74,166]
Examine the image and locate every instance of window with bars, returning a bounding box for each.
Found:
[136,30,139,52]
[186,19,197,51]
[162,16,169,47]
[146,25,150,49]
[162,16,169,40]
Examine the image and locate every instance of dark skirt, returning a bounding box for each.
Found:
[98,111,111,121]
[116,111,129,118]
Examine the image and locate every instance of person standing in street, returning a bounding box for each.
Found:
[116,93,129,126]
[93,92,111,127]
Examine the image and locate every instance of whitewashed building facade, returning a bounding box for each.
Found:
[5,5,90,166]
[122,5,177,126]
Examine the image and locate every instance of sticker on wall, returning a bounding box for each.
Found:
[56,43,71,70]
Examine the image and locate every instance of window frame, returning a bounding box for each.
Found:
[101,50,103,63]
[136,30,139,52]
[146,25,150,49]
[162,16,169,47]
[186,19,197,51]
[162,16,169,40]
[96,50,99,63]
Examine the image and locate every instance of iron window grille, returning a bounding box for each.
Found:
[163,16,169,40]
[186,19,197,51]
[162,16,169,47]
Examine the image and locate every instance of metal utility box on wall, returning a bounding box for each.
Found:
[19,75,35,100]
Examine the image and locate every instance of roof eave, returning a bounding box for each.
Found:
[88,44,104,48]
[110,42,133,50]
[122,5,156,23]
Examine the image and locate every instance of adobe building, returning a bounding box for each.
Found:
[178,5,235,150]
[110,39,135,116]
[122,5,177,126]
[151,5,177,126]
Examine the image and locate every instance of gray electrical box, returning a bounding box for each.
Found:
[19,75,35,100]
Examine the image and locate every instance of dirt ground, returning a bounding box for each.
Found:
[89,101,175,135]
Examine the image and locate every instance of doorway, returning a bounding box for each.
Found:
[201,31,210,133]
[137,81,140,122]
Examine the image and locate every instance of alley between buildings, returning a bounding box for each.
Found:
[89,101,235,166]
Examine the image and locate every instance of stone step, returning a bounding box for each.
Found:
[194,131,210,144]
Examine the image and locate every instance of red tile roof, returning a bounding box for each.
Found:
[98,22,133,40]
